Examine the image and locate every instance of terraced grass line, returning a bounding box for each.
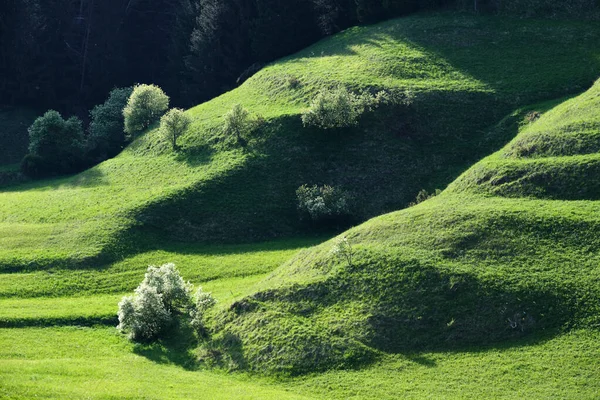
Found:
[0,236,326,299]
[0,274,274,327]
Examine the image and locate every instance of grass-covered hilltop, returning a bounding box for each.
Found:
[1,8,600,400]
[210,79,600,374]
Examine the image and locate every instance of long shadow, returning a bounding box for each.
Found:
[0,167,108,193]
[133,320,199,371]
[222,256,575,374]
[290,12,600,100]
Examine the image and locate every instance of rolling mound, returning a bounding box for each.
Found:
[206,80,600,374]
[0,13,599,273]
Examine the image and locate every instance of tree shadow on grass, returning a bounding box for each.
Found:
[133,320,199,371]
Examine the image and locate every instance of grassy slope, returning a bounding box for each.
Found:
[1,327,599,399]
[209,80,600,375]
[1,14,599,270]
[1,12,600,400]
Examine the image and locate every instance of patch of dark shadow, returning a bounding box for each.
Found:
[0,315,117,328]
[0,167,108,193]
[359,266,569,354]
[211,256,573,374]
[197,332,248,371]
[405,354,437,367]
[0,254,114,274]
[173,144,215,167]
[133,320,198,371]
[488,169,528,187]
[490,160,600,200]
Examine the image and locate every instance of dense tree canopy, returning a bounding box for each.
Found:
[1,0,597,116]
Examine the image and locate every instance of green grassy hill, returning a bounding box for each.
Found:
[2,11,600,399]
[208,79,600,375]
[1,13,599,271]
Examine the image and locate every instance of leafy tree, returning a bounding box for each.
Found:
[123,84,170,137]
[22,110,85,177]
[87,87,133,160]
[223,104,251,145]
[117,263,215,342]
[160,108,191,150]
[117,263,192,341]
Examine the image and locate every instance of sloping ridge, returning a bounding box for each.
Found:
[1,13,600,271]
[207,80,600,374]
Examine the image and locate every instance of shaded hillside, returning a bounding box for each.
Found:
[206,80,600,374]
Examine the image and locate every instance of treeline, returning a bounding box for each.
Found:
[1,0,597,118]
[0,0,450,116]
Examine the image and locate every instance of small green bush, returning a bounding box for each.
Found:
[301,87,361,129]
[87,87,133,160]
[409,188,442,206]
[223,104,251,145]
[296,184,351,223]
[22,110,85,177]
[123,84,169,137]
[330,236,353,266]
[160,108,191,150]
[301,86,404,129]
[190,287,217,335]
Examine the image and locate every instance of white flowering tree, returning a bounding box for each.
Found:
[117,263,216,342]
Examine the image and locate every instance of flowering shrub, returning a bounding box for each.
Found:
[117,263,217,342]
[117,263,192,341]
[296,184,350,223]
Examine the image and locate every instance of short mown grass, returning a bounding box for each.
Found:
[1,11,600,399]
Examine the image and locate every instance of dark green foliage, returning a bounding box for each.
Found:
[2,0,597,118]
[410,188,442,206]
[87,87,133,161]
[0,108,37,166]
[22,110,84,178]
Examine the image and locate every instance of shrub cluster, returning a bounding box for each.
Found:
[409,188,442,206]
[22,84,174,179]
[296,184,351,224]
[301,86,408,129]
[117,263,215,342]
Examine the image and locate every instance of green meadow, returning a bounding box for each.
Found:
[1,11,600,399]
